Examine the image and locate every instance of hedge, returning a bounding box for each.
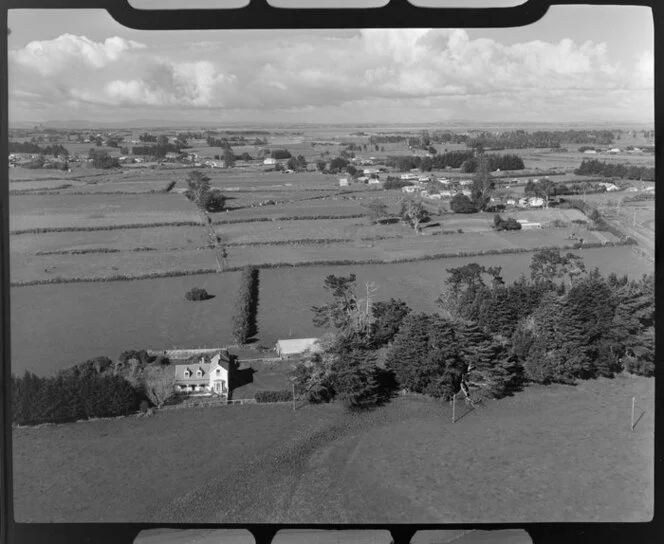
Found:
[255,390,293,403]
[231,266,260,344]
[11,240,635,288]
[10,214,367,235]
[11,371,141,426]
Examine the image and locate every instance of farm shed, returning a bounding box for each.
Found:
[263,157,277,165]
[275,338,321,359]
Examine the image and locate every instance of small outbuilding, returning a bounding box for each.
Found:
[275,338,321,359]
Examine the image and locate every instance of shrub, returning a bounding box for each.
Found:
[383,177,414,190]
[450,193,477,214]
[493,214,522,231]
[139,400,150,413]
[185,287,213,301]
[255,390,293,403]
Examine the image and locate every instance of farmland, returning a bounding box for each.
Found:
[12,373,653,523]
[10,245,652,376]
[8,126,654,376]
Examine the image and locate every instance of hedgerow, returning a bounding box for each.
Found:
[11,240,634,288]
[231,266,260,344]
[255,390,293,403]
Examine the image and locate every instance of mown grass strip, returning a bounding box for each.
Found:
[11,240,632,288]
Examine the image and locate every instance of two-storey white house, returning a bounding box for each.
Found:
[173,350,236,397]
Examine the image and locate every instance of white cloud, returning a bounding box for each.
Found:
[10,34,146,76]
[8,29,653,122]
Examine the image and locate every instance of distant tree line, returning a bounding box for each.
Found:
[131,143,183,158]
[465,130,615,150]
[575,159,655,181]
[9,141,69,157]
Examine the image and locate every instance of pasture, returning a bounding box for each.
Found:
[10,245,652,376]
[12,374,654,522]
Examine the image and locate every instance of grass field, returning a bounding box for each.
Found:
[10,245,652,376]
[12,374,653,523]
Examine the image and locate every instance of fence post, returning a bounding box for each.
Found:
[631,396,635,431]
[452,393,456,424]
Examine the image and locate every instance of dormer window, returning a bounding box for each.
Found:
[216,369,221,376]
[196,369,203,378]
[184,369,191,378]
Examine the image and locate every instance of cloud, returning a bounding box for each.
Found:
[10,34,146,76]
[8,29,653,122]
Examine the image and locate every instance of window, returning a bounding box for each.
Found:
[184,370,191,378]
[196,369,203,377]
[216,369,221,376]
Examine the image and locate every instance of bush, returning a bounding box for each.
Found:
[493,214,522,231]
[185,287,213,301]
[255,390,293,403]
[271,149,292,160]
[139,400,150,413]
[450,193,477,214]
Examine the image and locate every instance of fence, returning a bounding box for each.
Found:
[161,397,296,411]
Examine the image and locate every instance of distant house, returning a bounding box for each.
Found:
[440,190,453,198]
[357,176,370,183]
[528,196,545,208]
[461,189,472,197]
[339,177,349,187]
[437,178,450,185]
[402,186,417,193]
[363,168,380,175]
[607,148,621,154]
[584,149,597,154]
[173,350,236,397]
[263,157,277,166]
[368,178,381,185]
[275,338,321,359]
[506,198,516,206]
[458,179,472,186]
[400,173,419,180]
[427,193,442,200]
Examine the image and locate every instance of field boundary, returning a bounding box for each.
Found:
[10,239,635,287]
[10,214,368,235]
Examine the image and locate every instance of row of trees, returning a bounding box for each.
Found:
[575,159,655,181]
[465,130,615,150]
[460,154,525,172]
[11,371,142,426]
[232,266,260,344]
[9,141,70,157]
[292,250,653,409]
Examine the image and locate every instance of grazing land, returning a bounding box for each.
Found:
[10,245,652,376]
[13,374,653,523]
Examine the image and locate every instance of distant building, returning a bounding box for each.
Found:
[402,185,417,193]
[458,179,472,186]
[263,157,277,166]
[275,338,321,359]
[528,197,545,208]
[339,177,349,187]
[368,178,381,185]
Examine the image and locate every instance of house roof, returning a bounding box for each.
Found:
[275,338,320,355]
[174,350,232,381]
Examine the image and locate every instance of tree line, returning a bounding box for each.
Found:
[466,130,615,150]
[291,251,653,408]
[9,141,70,157]
[575,159,655,181]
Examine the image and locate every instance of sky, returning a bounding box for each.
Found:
[7,4,653,126]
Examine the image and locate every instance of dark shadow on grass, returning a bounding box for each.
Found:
[453,404,476,423]
[231,367,256,392]
[633,410,646,430]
